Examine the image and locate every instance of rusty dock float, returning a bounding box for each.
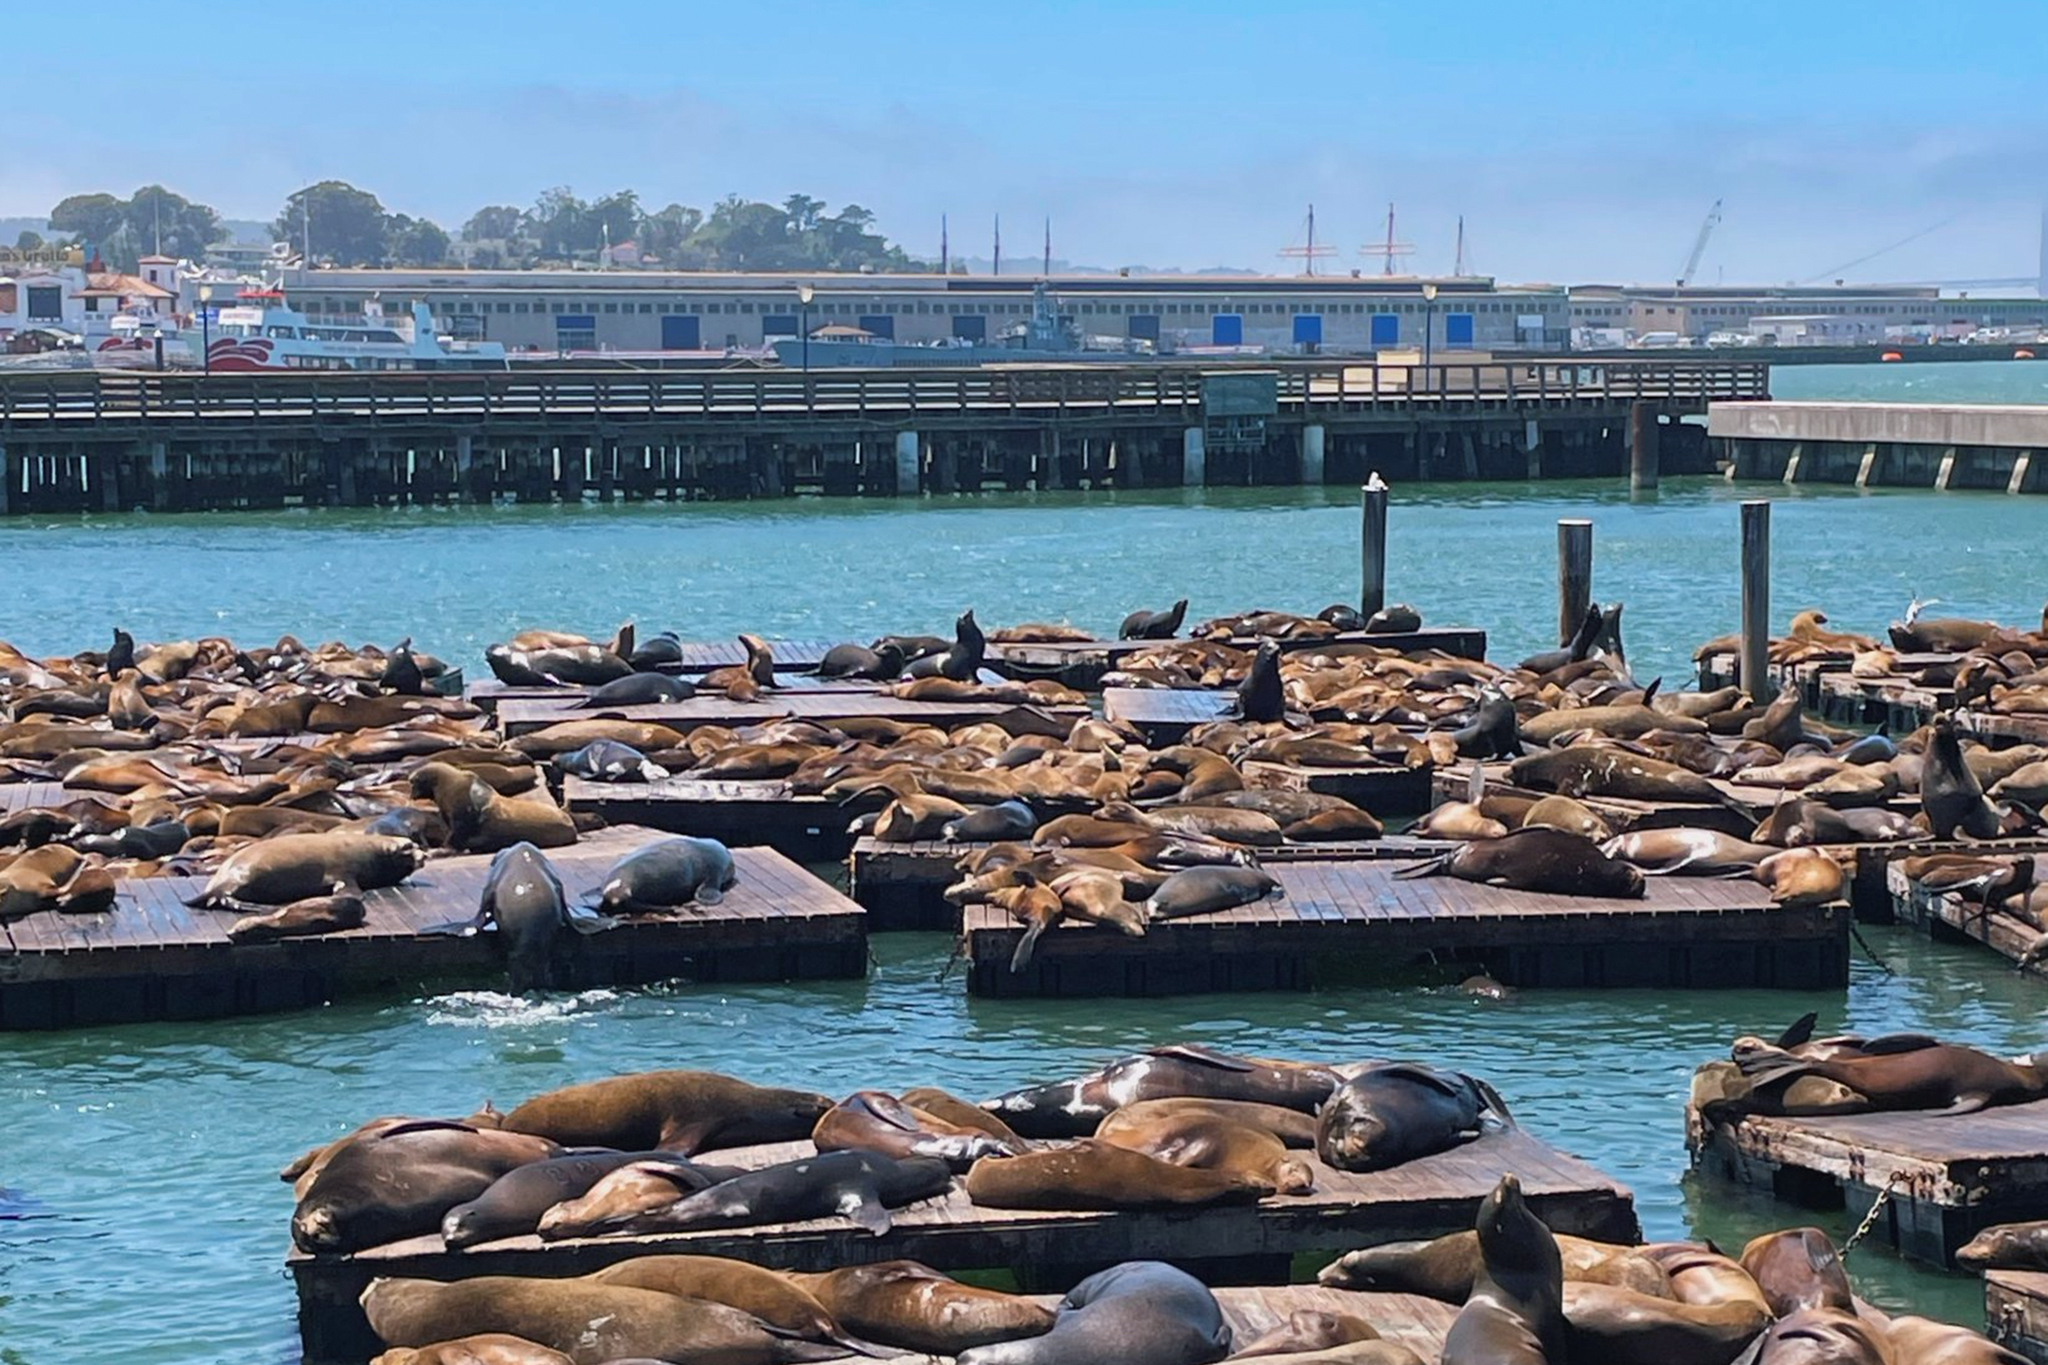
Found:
[0,826,865,1031]
[289,1126,1634,1363]
[964,858,1847,997]
[1688,1097,2048,1267]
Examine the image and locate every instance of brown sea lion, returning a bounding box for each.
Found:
[982,1045,1339,1137]
[1412,801,1510,841]
[1753,848,1847,908]
[410,762,575,852]
[899,1088,1029,1147]
[1094,1110,1314,1193]
[1231,1309,1381,1358]
[1641,1244,1772,1314]
[1958,1219,2048,1272]
[184,832,424,909]
[873,793,974,842]
[1399,827,1644,898]
[227,893,367,943]
[1921,713,2004,840]
[360,1276,847,1365]
[1883,1315,2030,1363]
[1736,1038,2048,1115]
[0,845,106,918]
[786,1261,1056,1355]
[1321,1230,1670,1301]
[292,1122,560,1253]
[1601,828,1775,876]
[507,719,687,759]
[555,1150,950,1238]
[1562,1282,1768,1365]
[813,1091,1023,1169]
[1738,1307,1892,1364]
[1739,1228,1855,1317]
[1095,1096,1318,1148]
[532,1158,742,1240]
[964,1138,1272,1210]
[1511,746,1729,805]
[1521,794,1613,841]
[1440,1175,1565,1365]
[1283,807,1386,841]
[586,1255,872,1353]
[442,1151,728,1249]
[370,1335,573,1365]
[500,1070,831,1154]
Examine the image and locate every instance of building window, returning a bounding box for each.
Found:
[638,303,652,314]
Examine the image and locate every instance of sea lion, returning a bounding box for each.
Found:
[455,842,615,991]
[788,1261,1055,1355]
[1883,1316,2029,1364]
[370,1336,571,1365]
[964,1138,1270,1210]
[70,818,189,860]
[1230,1310,1382,1358]
[530,1158,751,1240]
[1737,1308,1892,1365]
[441,1151,727,1249]
[813,1091,1023,1170]
[944,800,1039,843]
[501,1070,830,1153]
[1511,746,1730,806]
[1753,848,1848,908]
[1439,1175,1566,1365]
[360,1276,848,1365]
[988,879,1067,971]
[227,893,367,943]
[1520,605,1603,675]
[0,845,106,919]
[589,837,737,911]
[567,672,695,708]
[1399,827,1645,898]
[1752,797,1922,848]
[1143,864,1284,920]
[954,1261,1230,1365]
[508,719,687,759]
[1096,1096,1318,1148]
[1643,1244,1771,1314]
[907,610,986,682]
[409,762,577,853]
[485,642,630,688]
[586,1255,875,1355]
[899,1088,1028,1146]
[873,793,975,842]
[561,1149,951,1237]
[1316,1062,1505,1171]
[1739,1227,1855,1316]
[1521,794,1612,841]
[983,1045,1338,1137]
[1121,599,1190,641]
[551,740,667,784]
[292,1123,561,1253]
[1448,687,1522,760]
[1322,1230,1671,1300]
[1285,807,1387,842]
[1238,642,1285,723]
[817,641,906,681]
[184,832,424,910]
[1561,1282,1769,1365]
[1366,604,1423,634]
[1736,1037,2048,1115]
[1094,1109,1313,1193]
[1601,828,1775,876]
[1958,1220,2048,1272]
[1922,713,2003,840]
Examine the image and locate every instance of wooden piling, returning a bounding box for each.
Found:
[1557,519,1593,646]
[1360,474,1389,616]
[1740,500,1771,701]
[1629,403,1659,491]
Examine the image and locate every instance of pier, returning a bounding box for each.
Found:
[0,358,1760,512]
[0,826,866,1030]
[1714,400,2048,493]
[1888,861,2048,975]
[289,1126,1634,1364]
[1688,1097,2048,1268]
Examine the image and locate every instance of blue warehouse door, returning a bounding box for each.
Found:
[761,313,799,338]
[1128,313,1160,342]
[1370,313,1399,346]
[661,315,701,349]
[1445,312,1476,348]
[858,314,895,339]
[1212,313,1243,346]
[1292,314,1323,348]
[952,315,987,340]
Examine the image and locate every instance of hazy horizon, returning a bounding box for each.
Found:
[6,0,2043,288]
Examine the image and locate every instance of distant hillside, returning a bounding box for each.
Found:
[0,216,271,248]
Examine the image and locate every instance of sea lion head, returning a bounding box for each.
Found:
[1956,1223,2036,1272]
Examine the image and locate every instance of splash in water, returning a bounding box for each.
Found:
[422,988,621,1028]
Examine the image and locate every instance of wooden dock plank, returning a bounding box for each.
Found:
[501,692,1084,736]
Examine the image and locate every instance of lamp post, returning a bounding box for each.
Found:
[1421,282,1438,374]
[199,284,213,376]
[797,283,814,374]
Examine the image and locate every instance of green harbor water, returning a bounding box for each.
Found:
[3,362,2047,1364]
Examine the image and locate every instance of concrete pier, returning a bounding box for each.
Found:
[1715,401,2048,493]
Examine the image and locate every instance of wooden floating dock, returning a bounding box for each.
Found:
[1984,1270,2048,1365]
[1688,1097,2048,1268]
[1886,861,2048,975]
[0,826,865,1031]
[290,1126,1634,1364]
[562,776,876,864]
[991,626,1487,689]
[498,692,1084,738]
[963,858,1847,996]
[847,835,1457,932]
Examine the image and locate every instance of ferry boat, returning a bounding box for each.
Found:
[85,292,508,371]
[770,281,1169,368]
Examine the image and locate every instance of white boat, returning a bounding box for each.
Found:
[85,292,509,372]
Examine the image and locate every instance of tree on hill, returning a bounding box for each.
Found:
[387,215,452,268]
[276,181,392,266]
[49,187,221,269]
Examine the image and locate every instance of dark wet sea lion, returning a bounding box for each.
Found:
[1561,1282,1768,1365]
[945,799,1038,842]
[789,1260,1055,1355]
[1366,603,1423,634]
[551,739,667,783]
[70,818,189,860]
[459,842,616,991]
[625,631,682,670]
[568,672,695,708]
[1120,599,1189,640]
[486,643,632,688]
[1737,1038,2048,1114]
[1321,1230,1671,1300]
[361,1276,850,1365]
[817,640,905,680]
[410,762,576,852]
[1737,1307,1892,1364]
[1449,686,1521,759]
[1440,1175,1566,1365]
[1958,1219,2048,1271]
[106,627,136,677]
[1232,1309,1381,1358]
[813,1091,1023,1170]
[1400,827,1645,898]
[954,1260,1230,1365]
[590,837,737,911]
[982,1044,1339,1137]
[185,831,424,909]
[1740,1227,1854,1316]
[584,1149,951,1236]
[371,1335,572,1365]
[1922,713,2003,839]
[227,893,367,943]
[964,1138,1270,1209]
[586,1255,875,1353]
[907,610,986,682]
[1144,864,1283,919]
[501,1070,830,1153]
[292,1123,560,1252]
[441,1151,724,1249]
[1237,641,1285,723]
[1601,828,1775,875]
[1316,1062,1503,1171]
[1519,605,1602,675]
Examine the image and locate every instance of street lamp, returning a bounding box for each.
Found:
[797,283,815,374]
[1421,282,1438,374]
[199,284,213,375]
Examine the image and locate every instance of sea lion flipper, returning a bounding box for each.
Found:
[1010,920,1046,972]
[1147,1043,1254,1072]
[843,1186,893,1235]
[1857,1033,1941,1055]
[1939,1093,1992,1115]
[692,886,725,906]
[562,903,620,935]
[1776,1011,1820,1049]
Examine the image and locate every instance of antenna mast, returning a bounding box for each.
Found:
[940,214,949,275]
[993,215,1001,276]
[1278,203,1337,277]
[1042,218,1051,276]
[1363,202,1414,275]
[1453,215,1466,276]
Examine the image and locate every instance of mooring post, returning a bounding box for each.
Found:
[0,443,10,516]
[895,430,920,497]
[1740,499,1772,701]
[1182,426,1206,487]
[1557,519,1593,644]
[1629,402,1659,491]
[1301,423,1326,485]
[1360,474,1389,615]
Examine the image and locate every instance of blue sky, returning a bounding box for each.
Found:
[8,0,2043,284]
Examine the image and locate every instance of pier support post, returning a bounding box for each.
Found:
[0,444,9,515]
[895,431,920,497]
[1523,419,1542,478]
[1934,445,1958,491]
[2010,450,2034,495]
[149,441,169,510]
[1360,474,1389,616]
[455,435,477,504]
[1301,424,1325,485]
[1182,427,1206,487]
[1855,443,1878,488]
[1740,500,1772,702]
[1557,519,1593,645]
[1628,403,1659,491]
[1782,442,1803,485]
[594,436,615,502]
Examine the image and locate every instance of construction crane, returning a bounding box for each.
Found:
[1676,199,1723,286]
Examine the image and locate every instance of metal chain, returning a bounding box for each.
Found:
[1849,923,1898,977]
[1841,1174,1904,1257]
